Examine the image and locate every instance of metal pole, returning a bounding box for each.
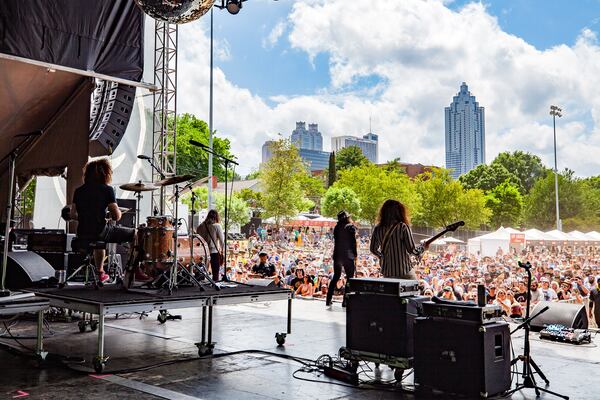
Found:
[0,153,16,294]
[207,7,214,210]
[553,114,560,231]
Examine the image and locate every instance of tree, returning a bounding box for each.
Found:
[335,145,370,171]
[245,170,260,180]
[335,164,420,224]
[327,152,337,187]
[170,113,234,181]
[321,187,361,218]
[260,139,313,224]
[237,188,263,210]
[492,151,547,193]
[459,163,522,193]
[485,181,524,228]
[181,187,250,227]
[523,170,585,229]
[413,168,490,229]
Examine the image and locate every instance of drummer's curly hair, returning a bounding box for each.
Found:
[83,158,112,185]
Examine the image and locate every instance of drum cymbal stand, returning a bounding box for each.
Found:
[185,186,219,291]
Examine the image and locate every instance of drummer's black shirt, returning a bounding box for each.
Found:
[73,183,116,238]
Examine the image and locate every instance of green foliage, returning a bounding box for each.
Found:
[21,178,36,217]
[260,139,314,224]
[299,173,326,200]
[321,187,361,218]
[170,113,234,181]
[485,181,524,228]
[335,146,370,171]
[237,188,263,209]
[181,187,250,227]
[334,164,420,224]
[492,151,547,193]
[413,168,490,229]
[384,158,404,173]
[460,163,523,193]
[327,152,336,187]
[245,170,260,180]
[523,170,585,230]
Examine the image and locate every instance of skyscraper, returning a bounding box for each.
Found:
[445,82,485,179]
[331,133,378,163]
[291,121,323,151]
[262,140,276,164]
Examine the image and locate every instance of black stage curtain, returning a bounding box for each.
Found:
[0,0,144,81]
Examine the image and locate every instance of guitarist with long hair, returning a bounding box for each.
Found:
[370,199,428,279]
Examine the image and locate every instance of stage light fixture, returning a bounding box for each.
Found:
[226,0,241,14]
[133,0,215,24]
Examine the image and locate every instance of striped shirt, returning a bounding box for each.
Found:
[370,222,424,278]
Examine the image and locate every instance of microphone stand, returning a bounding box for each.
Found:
[1,134,39,296]
[141,157,166,215]
[189,141,238,281]
[505,261,569,399]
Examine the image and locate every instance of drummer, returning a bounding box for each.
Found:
[68,158,149,283]
[251,251,276,278]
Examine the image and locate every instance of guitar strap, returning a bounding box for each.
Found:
[381,222,400,254]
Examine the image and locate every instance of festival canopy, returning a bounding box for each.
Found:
[585,231,600,241]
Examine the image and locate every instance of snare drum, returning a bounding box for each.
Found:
[138,216,174,270]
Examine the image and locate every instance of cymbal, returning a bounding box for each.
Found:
[119,207,131,213]
[119,182,158,192]
[154,174,194,187]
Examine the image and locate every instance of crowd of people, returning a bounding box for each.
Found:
[221,224,600,327]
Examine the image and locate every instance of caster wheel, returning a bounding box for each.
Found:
[375,363,380,368]
[78,321,87,333]
[394,368,405,381]
[197,344,213,357]
[347,361,359,374]
[90,321,99,331]
[275,333,286,346]
[157,313,167,324]
[58,283,65,289]
[93,357,106,373]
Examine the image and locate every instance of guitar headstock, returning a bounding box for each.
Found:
[446,220,465,232]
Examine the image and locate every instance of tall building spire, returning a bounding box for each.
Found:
[445,82,486,179]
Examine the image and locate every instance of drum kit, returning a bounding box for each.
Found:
[118,174,218,293]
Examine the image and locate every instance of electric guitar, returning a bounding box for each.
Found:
[421,220,465,248]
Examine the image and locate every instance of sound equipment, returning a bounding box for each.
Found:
[422,301,503,324]
[540,324,592,344]
[414,317,511,398]
[477,284,486,307]
[4,251,55,289]
[246,278,275,287]
[347,277,419,297]
[13,229,66,253]
[346,293,428,358]
[89,81,136,156]
[116,198,137,228]
[530,301,588,331]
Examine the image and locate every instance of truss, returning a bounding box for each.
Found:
[152,20,178,214]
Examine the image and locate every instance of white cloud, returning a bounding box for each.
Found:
[262,20,287,49]
[177,0,600,177]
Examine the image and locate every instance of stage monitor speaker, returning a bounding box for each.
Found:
[117,198,137,228]
[4,251,55,289]
[414,318,511,398]
[530,301,588,331]
[346,293,428,358]
[246,278,275,287]
[89,81,136,156]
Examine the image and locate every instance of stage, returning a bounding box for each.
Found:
[0,298,599,399]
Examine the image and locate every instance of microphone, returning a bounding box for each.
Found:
[189,139,208,149]
[137,155,152,160]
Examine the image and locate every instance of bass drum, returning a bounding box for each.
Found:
[138,216,174,272]
[176,234,209,267]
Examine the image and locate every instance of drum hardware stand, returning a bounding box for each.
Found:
[505,261,569,400]
[1,131,42,296]
[106,243,124,284]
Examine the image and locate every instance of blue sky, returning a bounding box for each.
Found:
[176,1,600,176]
[209,0,600,99]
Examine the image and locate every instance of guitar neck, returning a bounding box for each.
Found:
[423,228,450,247]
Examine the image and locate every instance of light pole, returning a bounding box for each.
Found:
[207,7,214,209]
[550,105,562,231]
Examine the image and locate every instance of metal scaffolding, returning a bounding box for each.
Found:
[152,20,178,214]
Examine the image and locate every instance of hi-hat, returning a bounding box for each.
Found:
[120,182,158,192]
[154,175,194,187]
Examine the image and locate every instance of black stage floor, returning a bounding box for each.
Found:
[30,284,289,305]
[1,299,598,399]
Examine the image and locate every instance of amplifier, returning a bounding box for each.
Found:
[346,293,428,358]
[422,301,503,324]
[414,318,511,398]
[347,277,419,297]
[16,229,67,253]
